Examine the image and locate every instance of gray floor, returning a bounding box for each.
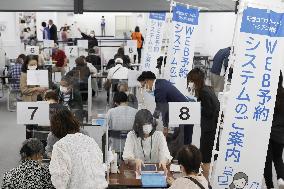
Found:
[0,87,282,188]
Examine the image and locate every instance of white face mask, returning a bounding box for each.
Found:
[143,124,153,135]
[28,65,37,70]
[90,33,95,37]
[187,82,195,96]
[60,86,69,94]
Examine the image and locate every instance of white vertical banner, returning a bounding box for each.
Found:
[141,12,166,75]
[164,4,199,94]
[212,1,284,189]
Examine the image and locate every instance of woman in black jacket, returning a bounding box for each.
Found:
[187,68,220,180]
[264,72,284,189]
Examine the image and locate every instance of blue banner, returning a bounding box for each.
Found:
[172,5,199,25]
[241,7,284,37]
[149,12,166,21]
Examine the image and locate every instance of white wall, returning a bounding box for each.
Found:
[195,12,236,57]
[0,13,21,58]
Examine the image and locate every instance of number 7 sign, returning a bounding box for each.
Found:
[169,102,201,125]
[17,102,50,125]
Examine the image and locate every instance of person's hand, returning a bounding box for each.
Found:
[167,177,175,186]
[159,162,168,175]
[163,127,169,137]
[37,87,48,93]
[135,159,144,175]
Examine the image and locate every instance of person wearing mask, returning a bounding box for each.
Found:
[49,109,107,189]
[66,57,91,101]
[123,109,172,174]
[137,71,194,146]
[187,68,220,180]
[56,75,83,111]
[1,138,54,189]
[118,81,138,109]
[131,26,144,63]
[52,44,67,77]
[48,19,58,42]
[107,92,138,154]
[78,28,98,49]
[167,145,209,189]
[114,47,131,69]
[86,47,102,71]
[8,54,26,90]
[20,55,48,139]
[210,47,231,94]
[41,22,50,40]
[264,72,284,189]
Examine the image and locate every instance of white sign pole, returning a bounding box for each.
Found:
[141,12,166,75]
[164,4,200,95]
[212,1,284,188]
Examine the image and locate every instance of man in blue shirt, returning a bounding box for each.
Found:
[210,47,231,93]
[137,71,194,147]
[41,22,50,40]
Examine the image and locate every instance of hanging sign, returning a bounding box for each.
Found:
[212,2,284,189]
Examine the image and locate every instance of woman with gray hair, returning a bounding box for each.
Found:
[2,138,54,189]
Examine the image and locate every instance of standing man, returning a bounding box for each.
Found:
[101,16,106,36]
[52,45,67,77]
[210,47,231,94]
[137,71,194,146]
[48,19,58,43]
[41,22,50,40]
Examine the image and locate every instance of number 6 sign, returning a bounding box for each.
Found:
[17,102,50,125]
[169,102,201,125]
[26,46,39,55]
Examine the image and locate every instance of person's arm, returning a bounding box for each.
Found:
[45,132,58,158]
[155,88,169,128]
[158,132,172,164]
[199,89,215,118]
[122,132,136,161]
[49,143,71,189]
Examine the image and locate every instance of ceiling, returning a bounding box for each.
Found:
[0,0,235,12]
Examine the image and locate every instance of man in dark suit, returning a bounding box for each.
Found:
[137,71,194,147]
[48,19,58,42]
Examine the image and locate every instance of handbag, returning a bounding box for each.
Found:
[103,67,121,90]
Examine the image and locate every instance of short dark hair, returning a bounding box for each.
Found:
[177,145,202,174]
[135,26,140,32]
[75,57,85,66]
[113,92,128,105]
[50,109,80,139]
[21,55,39,73]
[61,75,74,87]
[133,109,157,139]
[187,68,205,97]
[137,71,156,81]
[44,90,59,101]
[18,54,26,61]
[41,22,46,27]
[20,138,44,160]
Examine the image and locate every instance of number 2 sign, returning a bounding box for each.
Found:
[17,102,50,125]
[169,102,201,125]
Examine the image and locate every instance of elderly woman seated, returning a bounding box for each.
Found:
[1,138,54,188]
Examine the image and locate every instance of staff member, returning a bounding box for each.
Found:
[187,68,220,180]
[48,19,58,42]
[137,71,194,145]
[123,109,172,174]
[131,26,144,63]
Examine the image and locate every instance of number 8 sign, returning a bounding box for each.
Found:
[26,46,39,55]
[17,102,50,125]
[169,102,201,125]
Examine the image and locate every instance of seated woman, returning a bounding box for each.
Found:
[168,145,209,189]
[2,138,54,189]
[118,81,138,109]
[123,109,172,174]
[49,109,107,189]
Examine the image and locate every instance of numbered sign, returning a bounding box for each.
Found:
[77,40,88,49]
[43,40,55,48]
[26,46,39,55]
[27,70,49,86]
[169,102,201,125]
[65,46,78,58]
[125,40,137,56]
[17,102,50,125]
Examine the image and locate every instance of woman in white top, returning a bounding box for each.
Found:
[123,109,172,174]
[49,109,107,189]
[168,145,209,189]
